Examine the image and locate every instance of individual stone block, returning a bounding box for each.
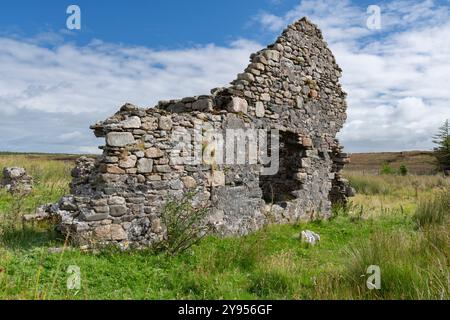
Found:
[192,99,213,111]
[260,93,271,102]
[93,206,109,214]
[227,97,248,114]
[211,171,225,187]
[119,155,137,168]
[181,176,197,189]
[134,151,145,158]
[306,150,319,157]
[145,147,164,158]
[237,72,255,82]
[120,116,141,129]
[108,196,126,205]
[104,156,119,163]
[80,208,108,222]
[169,179,184,190]
[110,205,128,217]
[253,54,268,65]
[301,158,311,168]
[106,132,135,147]
[158,116,173,130]
[151,219,163,233]
[302,137,313,148]
[295,172,308,183]
[137,158,153,173]
[255,102,265,118]
[309,89,319,98]
[155,165,171,173]
[263,50,280,62]
[95,224,127,241]
[147,174,162,181]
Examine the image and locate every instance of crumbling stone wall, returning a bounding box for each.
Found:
[47,18,351,248]
[1,167,33,195]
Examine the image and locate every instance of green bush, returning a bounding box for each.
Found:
[159,192,211,256]
[380,162,395,175]
[398,164,408,176]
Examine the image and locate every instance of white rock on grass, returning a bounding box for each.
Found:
[301,230,321,245]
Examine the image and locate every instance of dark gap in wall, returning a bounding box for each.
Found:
[259,131,305,204]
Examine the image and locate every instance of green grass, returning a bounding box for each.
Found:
[0,154,449,300]
[413,190,450,228]
[0,215,413,300]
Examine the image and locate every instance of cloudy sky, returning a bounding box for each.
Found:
[0,0,449,154]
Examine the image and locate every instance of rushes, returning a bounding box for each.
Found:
[338,225,449,300]
[413,190,450,228]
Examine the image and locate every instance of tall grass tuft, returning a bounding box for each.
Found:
[413,190,450,228]
[334,227,450,299]
[346,174,392,195]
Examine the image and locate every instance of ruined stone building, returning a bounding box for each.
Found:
[46,18,352,247]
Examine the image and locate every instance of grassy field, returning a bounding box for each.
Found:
[0,153,449,300]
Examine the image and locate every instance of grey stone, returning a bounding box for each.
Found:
[255,102,265,118]
[120,116,141,129]
[155,165,171,173]
[181,176,197,189]
[119,155,137,168]
[211,171,225,187]
[110,205,128,217]
[227,97,248,114]
[301,230,320,245]
[169,179,184,190]
[108,196,126,205]
[106,132,135,147]
[192,99,213,111]
[95,224,127,241]
[237,73,255,82]
[158,116,173,130]
[137,159,153,173]
[260,93,271,102]
[145,147,164,158]
[80,209,108,222]
[263,50,280,62]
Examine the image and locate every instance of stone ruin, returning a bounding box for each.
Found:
[1,167,33,195]
[44,18,353,248]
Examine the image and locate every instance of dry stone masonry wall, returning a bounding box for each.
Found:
[46,18,352,248]
[1,167,33,195]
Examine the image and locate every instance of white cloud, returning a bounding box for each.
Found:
[258,13,287,32]
[0,37,261,153]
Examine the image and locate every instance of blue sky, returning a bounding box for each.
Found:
[1,0,307,47]
[1,0,450,153]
